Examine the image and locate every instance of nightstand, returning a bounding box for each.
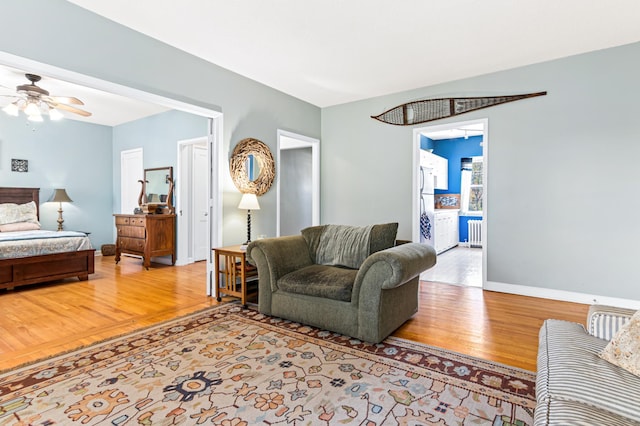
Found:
[213,245,258,307]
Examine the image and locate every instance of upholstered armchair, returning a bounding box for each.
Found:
[246,223,436,343]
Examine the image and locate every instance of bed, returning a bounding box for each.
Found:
[0,187,95,290]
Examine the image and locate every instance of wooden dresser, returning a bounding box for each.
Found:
[114,214,176,269]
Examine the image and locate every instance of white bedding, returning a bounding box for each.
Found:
[0,230,93,259]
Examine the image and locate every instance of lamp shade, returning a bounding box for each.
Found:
[238,193,260,210]
[49,188,73,203]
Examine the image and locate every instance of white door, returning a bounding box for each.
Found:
[120,148,143,214]
[193,145,208,260]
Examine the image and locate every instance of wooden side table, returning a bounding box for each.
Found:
[213,245,258,307]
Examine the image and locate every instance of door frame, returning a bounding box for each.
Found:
[412,117,489,288]
[276,130,320,237]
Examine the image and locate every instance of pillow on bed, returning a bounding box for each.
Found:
[0,201,39,226]
[0,221,41,232]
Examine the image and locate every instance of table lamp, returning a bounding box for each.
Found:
[49,188,73,231]
[238,193,260,244]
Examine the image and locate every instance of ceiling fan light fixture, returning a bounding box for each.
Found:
[27,113,43,122]
[4,73,91,121]
[48,108,64,121]
[2,102,19,116]
[24,101,41,117]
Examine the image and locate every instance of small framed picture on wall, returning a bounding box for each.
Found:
[11,159,28,173]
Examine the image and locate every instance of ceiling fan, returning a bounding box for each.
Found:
[1,73,92,121]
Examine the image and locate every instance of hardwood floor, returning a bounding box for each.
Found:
[0,255,588,372]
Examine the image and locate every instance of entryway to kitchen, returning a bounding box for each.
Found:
[412,118,487,288]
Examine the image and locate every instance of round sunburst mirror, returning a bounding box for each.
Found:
[230,138,275,196]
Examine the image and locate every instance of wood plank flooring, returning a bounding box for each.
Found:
[0,255,588,372]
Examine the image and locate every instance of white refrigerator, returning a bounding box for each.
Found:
[419,165,435,247]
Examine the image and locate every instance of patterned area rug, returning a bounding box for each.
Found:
[0,304,536,425]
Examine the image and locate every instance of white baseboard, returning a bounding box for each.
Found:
[485,280,640,310]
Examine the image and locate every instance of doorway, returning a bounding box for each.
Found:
[276,130,320,236]
[0,52,223,296]
[120,148,143,215]
[177,137,209,265]
[412,118,488,288]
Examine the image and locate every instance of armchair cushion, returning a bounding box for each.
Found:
[316,224,373,268]
[278,264,357,302]
[302,222,398,268]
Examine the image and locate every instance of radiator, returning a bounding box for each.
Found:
[467,220,483,248]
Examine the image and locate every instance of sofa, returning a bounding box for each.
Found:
[536,305,640,425]
[246,223,437,343]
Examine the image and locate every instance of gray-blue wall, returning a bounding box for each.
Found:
[112,110,208,214]
[0,0,321,246]
[322,41,640,303]
[0,113,113,248]
[3,0,638,305]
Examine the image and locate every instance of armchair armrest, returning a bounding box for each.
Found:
[246,236,313,315]
[354,242,436,300]
[587,304,636,341]
[247,236,313,285]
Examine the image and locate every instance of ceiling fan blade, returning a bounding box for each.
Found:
[53,102,92,117]
[49,95,84,105]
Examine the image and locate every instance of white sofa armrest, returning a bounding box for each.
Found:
[587,305,636,341]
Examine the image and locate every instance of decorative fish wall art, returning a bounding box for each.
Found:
[371,91,547,126]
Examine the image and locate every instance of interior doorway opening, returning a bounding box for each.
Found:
[177,137,209,266]
[0,52,223,296]
[276,130,320,237]
[412,118,488,288]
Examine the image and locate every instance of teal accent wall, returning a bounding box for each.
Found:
[421,135,484,195]
[433,135,483,195]
[0,113,113,248]
[422,135,484,242]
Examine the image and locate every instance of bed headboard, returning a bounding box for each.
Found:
[0,187,40,219]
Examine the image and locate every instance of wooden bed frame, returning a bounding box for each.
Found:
[0,187,95,290]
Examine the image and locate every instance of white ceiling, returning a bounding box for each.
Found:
[3,1,640,127]
[66,0,640,108]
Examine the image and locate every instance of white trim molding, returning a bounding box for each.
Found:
[485,280,640,310]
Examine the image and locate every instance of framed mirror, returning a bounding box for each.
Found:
[230,138,275,196]
[138,166,174,214]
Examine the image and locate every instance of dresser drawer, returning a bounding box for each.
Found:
[117,225,146,238]
[128,216,146,226]
[115,216,146,226]
[118,237,145,252]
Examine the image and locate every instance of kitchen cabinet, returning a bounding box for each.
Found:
[434,210,459,254]
[420,150,448,190]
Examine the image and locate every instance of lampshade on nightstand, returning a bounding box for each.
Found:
[238,193,260,244]
[49,188,72,231]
